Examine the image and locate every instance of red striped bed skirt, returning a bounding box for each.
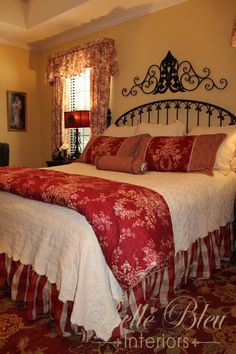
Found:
[0,223,234,341]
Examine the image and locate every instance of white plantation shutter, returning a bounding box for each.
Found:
[68,68,90,153]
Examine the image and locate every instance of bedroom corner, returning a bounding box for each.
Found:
[0,45,41,167]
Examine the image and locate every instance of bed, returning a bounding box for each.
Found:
[0,99,236,342]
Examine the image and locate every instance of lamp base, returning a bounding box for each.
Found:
[73,128,82,159]
[70,151,81,159]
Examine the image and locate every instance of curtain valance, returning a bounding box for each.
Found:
[45,37,119,84]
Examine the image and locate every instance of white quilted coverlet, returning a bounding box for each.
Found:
[0,163,235,340]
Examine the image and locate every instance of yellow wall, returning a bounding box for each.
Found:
[0,45,41,166]
[1,0,236,167]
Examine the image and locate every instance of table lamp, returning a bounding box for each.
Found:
[64,110,90,158]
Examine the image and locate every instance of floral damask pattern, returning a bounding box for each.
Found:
[0,166,174,290]
[145,136,194,171]
[0,314,24,339]
[145,134,226,175]
[79,135,125,164]
[80,134,151,167]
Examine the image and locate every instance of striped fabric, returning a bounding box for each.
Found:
[0,222,234,341]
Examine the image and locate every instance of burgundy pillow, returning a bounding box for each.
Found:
[79,136,125,164]
[117,134,150,157]
[96,155,147,174]
[79,134,151,165]
[145,134,227,175]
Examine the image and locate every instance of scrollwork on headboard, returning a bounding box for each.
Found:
[121,51,227,96]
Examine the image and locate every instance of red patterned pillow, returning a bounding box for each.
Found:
[79,136,125,164]
[145,134,227,175]
[79,135,150,165]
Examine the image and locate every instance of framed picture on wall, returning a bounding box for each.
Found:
[7,91,27,131]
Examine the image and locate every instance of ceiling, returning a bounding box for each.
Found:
[0,0,188,51]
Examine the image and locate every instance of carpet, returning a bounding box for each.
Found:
[0,262,236,354]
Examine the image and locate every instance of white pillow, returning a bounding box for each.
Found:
[103,124,136,137]
[136,120,186,136]
[189,125,236,174]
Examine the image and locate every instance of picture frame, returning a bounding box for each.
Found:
[7,91,27,131]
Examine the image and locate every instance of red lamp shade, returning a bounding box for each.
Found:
[64,110,90,128]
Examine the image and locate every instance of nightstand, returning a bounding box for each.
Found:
[46,159,74,167]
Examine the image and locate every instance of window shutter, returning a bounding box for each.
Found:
[67,69,90,153]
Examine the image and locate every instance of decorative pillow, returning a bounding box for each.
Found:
[79,134,151,164]
[79,136,125,164]
[136,120,186,136]
[134,134,152,160]
[103,124,136,137]
[189,126,236,174]
[117,134,151,158]
[96,155,147,174]
[145,134,226,175]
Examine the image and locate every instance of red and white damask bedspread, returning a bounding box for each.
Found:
[0,166,174,290]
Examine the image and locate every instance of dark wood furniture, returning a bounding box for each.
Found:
[46,159,74,167]
[0,142,9,166]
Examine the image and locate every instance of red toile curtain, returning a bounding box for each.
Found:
[231,15,236,47]
[45,38,119,153]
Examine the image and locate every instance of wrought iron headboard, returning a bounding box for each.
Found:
[110,99,236,133]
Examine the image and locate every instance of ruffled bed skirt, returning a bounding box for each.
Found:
[0,223,234,341]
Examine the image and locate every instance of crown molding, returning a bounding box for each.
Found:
[1,0,188,52]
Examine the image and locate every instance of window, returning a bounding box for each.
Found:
[67,68,90,154]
